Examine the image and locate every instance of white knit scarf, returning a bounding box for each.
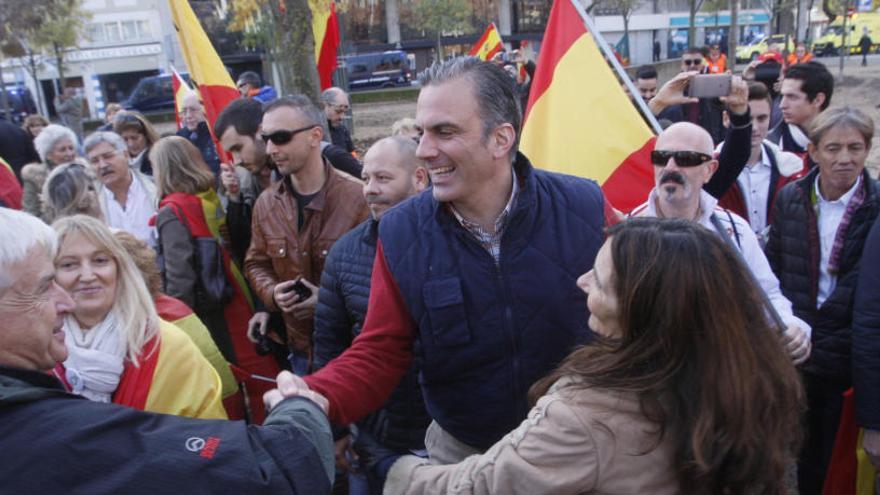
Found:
[63,311,127,403]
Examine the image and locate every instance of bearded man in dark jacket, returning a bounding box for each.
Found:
[313,136,430,492]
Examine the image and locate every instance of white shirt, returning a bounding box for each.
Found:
[736,145,774,240]
[815,174,863,308]
[102,171,156,246]
[631,189,811,338]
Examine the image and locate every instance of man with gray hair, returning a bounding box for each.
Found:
[0,207,335,494]
[244,95,369,377]
[83,131,157,245]
[301,57,609,464]
[311,136,430,491]
[321,87,355,153]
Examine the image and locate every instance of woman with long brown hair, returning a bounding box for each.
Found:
[151,136,279,422]
[385,218,805,494]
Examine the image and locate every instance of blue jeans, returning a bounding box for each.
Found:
[287,351,310,377]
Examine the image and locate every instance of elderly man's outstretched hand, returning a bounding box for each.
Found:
[264,371,330,415]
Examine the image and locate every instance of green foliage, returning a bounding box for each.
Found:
[0,0,63,56]
[411,0,473,38]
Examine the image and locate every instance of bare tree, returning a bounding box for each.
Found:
[688,0,706,46]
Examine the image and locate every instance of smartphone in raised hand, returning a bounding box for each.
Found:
[685,74,732,99]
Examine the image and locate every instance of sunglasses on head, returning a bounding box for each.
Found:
[651,150,713,167]
[260,124,318,145]
[683,58,703,66]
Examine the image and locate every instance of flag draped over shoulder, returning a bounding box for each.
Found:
[520,0,656,213]
[311,0,341,90]
[170,66,192,130]
[168,0,239,133]
[470,23,504,61]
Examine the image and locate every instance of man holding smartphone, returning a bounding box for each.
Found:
[652,47,727,144]
[244,96,369,376]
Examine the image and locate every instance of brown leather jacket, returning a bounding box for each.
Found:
[245,161,369,353]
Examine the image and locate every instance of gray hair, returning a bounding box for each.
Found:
[809,106,875,147]
[82,131,128,155]
[33,124,78,163]
[263,94,327,129]
[418,57,522,161]
[0,208,58,293]
[41,162,104,223]
[320,87,347,105]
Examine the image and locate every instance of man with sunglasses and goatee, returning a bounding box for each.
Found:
[630,122,811,364]
[244,95,369,377]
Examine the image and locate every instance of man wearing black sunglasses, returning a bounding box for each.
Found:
[244,95,369,377]
[630,122,811,364]
[650,47,727,144]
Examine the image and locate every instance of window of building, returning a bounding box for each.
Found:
[86,19,152,45]
[136,20,151,38]
[87,23,105,43]
[105,22,121,42]
[513,0,551,33]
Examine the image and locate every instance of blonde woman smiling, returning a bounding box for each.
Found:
[52,214,226,418]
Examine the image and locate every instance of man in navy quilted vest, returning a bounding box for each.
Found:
[303,57,610,464]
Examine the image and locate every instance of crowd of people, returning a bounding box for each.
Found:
[0,44,878,495]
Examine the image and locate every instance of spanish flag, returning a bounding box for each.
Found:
[168,0,239,132]
[823,389,877,494]
[470,23,504,61]
[311,0,341,90]
[170,65,192,130]
[520,0,656,213]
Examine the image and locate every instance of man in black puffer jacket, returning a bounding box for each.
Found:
[765,107,880,494]
[313,136,430,493]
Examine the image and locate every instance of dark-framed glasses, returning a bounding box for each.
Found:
[260,125,318,145]
[650,150,713,167]
[683,58,703,66]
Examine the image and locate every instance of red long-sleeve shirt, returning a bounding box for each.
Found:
[304,241,415,425]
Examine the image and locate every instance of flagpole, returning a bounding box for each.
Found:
[568,0,663,135]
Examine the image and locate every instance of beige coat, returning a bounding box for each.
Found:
[385,377,680,495]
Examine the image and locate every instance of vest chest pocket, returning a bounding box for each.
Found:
[422,277,471,346]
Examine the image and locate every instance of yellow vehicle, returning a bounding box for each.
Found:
[813,11,880,56]
[735,34,796,62]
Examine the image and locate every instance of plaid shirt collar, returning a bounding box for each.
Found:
[449,168,519,263]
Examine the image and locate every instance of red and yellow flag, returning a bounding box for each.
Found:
[311,0,341,90]
[470,23,504,61]
[170,65,193,130]
[520,0,656,213]
[168,0,238,163]
[823,389,877,494]
[0,156,23,210]
[168,0,239,132]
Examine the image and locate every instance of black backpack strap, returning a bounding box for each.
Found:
[710,211,741,251]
